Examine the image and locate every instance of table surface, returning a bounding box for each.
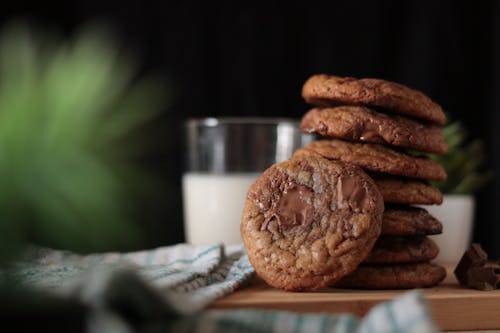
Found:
[211,266,500,331]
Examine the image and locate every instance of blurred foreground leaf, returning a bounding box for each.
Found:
[0,22,166,265]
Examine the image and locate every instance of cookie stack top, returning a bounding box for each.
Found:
[302,74,446,127]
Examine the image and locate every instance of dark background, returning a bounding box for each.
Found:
[3,1,500,256]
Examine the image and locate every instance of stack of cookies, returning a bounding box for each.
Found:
[240,74,448,291]
[296,74,448,289]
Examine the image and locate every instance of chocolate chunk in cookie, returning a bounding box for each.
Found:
[335,262,447,289]
[364,235,439,264]
[373,176,443,205]
[382,206,443,236]
[301,107,448,154]
[241,154,384,291]
[302,74,446,125]
[295,139,447,181]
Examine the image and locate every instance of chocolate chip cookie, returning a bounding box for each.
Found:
[335,262,447,289]
[241,154,384,291]
[294,139,447,181]
[373,176,443,205]
[364,236,439,264]
[382,206,443,236]
[302,74,446,125]
[301,107,448,154]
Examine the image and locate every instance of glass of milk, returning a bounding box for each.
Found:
[182,118,314,245]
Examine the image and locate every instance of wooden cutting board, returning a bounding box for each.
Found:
[211,266,500,331]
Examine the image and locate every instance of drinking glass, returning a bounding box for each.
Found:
[182,117,314,245]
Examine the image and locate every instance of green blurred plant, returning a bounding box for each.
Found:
[0,22,166,265]
[429,121,492,194]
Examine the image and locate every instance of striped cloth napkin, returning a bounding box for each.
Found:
[12,244,438,333]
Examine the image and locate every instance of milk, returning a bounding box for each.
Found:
[182,172,259,245]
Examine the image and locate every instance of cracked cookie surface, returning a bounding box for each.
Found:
[302,74,446,125]
[364,236,439,264]
[295,139,447,181]
[335,262,447,289]
[382,206,443,236]
[301,107,448,154]
[373,176,443,205]
[241,154,384,291]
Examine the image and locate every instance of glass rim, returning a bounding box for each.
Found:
[184,117,301,127]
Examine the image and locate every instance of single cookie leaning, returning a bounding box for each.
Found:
[295,139,447,181]
[373,176,443,205]
[301,107,448,154]
[364,236,439,264]
[302,74,446,125]
[335,263,447,289]
[241,154,384,291]
[382,206,443,236]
